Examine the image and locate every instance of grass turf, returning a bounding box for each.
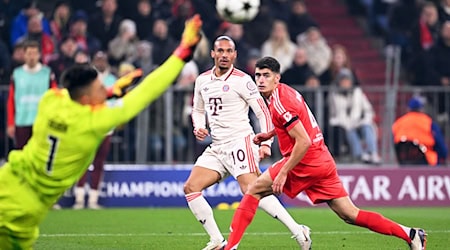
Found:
[36,207,450,249]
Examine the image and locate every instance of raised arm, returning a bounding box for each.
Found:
[92,15,203,135]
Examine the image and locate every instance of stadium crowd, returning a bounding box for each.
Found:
[0,0,448,165]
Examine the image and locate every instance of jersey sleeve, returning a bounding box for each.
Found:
[90,55,185,135]
[191,77,206,129]
[238,76,273,146]
[272,89,302,132]
[237,75,260,101]
[7,78,15,127]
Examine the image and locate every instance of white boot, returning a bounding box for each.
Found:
[88,189,102,209]
[73,187,85,209]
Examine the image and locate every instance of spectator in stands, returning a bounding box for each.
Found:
[169,0,194,41]
[427,20,450,117]
[192,31,213,72]
[386,0,420,62]
[0,0,27,49]
[88,0,123,51]
[261,20,297,73]
[297,27,331,80]
[16,14,55,64]
[437,0,450,23]
[49,0,71,43]
[265,0,291,22]
[6,41,57,149]
[173,60,199,161]
[92,51,117,87]
[48,35,77,81]
[243,3,274,49]
[108,19,139,66]
[69,10,101,56]
[73,51,117,210]
[190,0,222,42]
[0,0,25,20]
[322,44,360,86]
[151,0,174,20]
[242,48,261,76]
[281,46,319,88]
[148,19,177,65]
[147,94,187,162]
[10,42,26,70]
[114,62,138,161]
[408,2,441,85]
[73,49,90,64]
[70,0,98,16]
[117,0,140,18]
[0,40,11,85]
[132,0,155,40]
[392,96,448,166]
[286,0,318,42]
[328,68,380,164]
[131,40,156,74]
[225,24,253,69]
[10,1,51,46]
[428,20,450,86]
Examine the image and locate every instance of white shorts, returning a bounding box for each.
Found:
[195,134,261,179]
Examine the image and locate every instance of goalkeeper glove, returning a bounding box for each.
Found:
[173,14,203,62]
[107,69,143,99]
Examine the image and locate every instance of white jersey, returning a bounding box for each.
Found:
[192,65,272,145]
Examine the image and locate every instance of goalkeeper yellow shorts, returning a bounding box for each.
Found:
[0,163,49,250]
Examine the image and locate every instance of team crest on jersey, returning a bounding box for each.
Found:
[246,81,256,91]
[222,85,230,92]
[283,112,293,122]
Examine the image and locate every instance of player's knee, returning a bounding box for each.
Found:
[183,181,203,194]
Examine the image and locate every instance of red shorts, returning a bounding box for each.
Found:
[268,157,348,204]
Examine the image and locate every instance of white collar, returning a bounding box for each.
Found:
[211,65,234,81]
[23,63,43,73]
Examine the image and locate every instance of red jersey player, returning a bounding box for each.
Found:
[222,57,426,250]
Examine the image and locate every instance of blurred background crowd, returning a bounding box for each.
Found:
[0,0,449,166]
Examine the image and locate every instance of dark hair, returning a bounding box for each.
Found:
[213,35,236,49]
[60,64,98,100]
[23,40,40,51]
[255,56,280,73]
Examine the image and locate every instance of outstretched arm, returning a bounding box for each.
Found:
[92,15,203,135]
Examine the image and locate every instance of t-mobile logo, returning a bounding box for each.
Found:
[209,97,223,116]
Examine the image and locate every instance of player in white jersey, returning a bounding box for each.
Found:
[184,36,311,250]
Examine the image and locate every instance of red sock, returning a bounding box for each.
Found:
[225,194,259,250]
[355,210,410,243]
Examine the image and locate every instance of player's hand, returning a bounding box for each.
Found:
[259,145,271,159]
[253,130,275,144]
[272,171,287,195]
[173,14,202,62]
[193,128,209,141]
[108,69,143,98]
[6,126,14,139]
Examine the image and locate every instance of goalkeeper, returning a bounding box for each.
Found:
[0,14,203,249]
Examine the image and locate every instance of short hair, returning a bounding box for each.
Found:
[23,40,40,51]
[255,56,280,73]
[213,35,236,49]
[60,64,98,100]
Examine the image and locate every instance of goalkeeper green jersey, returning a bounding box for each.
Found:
[6,56,184,205]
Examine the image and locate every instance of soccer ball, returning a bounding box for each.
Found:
[216,0,260,24]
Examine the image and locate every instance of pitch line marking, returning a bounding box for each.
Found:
[40,230,450,237]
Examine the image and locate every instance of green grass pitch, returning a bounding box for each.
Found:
[36,207,450,249]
